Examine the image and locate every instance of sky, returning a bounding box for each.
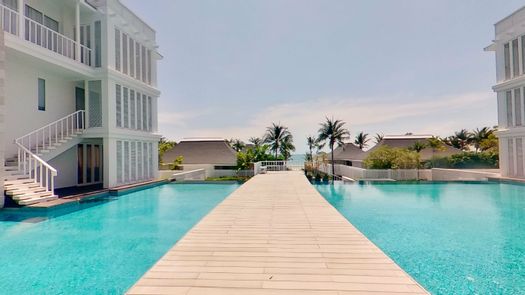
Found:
[122,0,524,153]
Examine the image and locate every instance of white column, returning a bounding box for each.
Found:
[75,0,80,62]
[84,80,90,128]
[17,0,24,38]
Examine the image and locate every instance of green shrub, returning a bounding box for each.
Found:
[364,146,420,169]
[426,151,499,169]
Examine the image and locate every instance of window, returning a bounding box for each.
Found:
[136,91,142,130]
[77,144,84,184]
[115,28,121,71]
[507,90,513,127]
[38,78,45,111]
[25,5,43,23]
[2,0,17,10]
[122,33,128,75]
[129,38,135,78]
[95,21,101,67]
[148,96,152,131]
[117,141,122,183]
[149,142,153,177]
[516,88,522,126]
[116,84,122,127]
[44,15,58,32]
[509,138,515,176]
[513,39,519,77]
[143,142,148,178]
[130,90,136,129]
[86,144,92,183]
[137,143,143,179]
[135,43,141,79]
[131,142,136,181]
[141,45,146,82]
[147,49,152,84]
[88,81,102,127]
[123,87,129,128]
[504,43,511,80]
[517,138,524,177]
[124,141,130,182]
[142,94,147,130]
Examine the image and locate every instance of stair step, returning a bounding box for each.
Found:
[12,191,54,201]
[17,194,58,206]
[4,183,41,192]
[4,175,30,181]
[4,178,34,185]
[7,187,46,196]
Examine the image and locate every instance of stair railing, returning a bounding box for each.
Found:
[13,110,86,194]
[15,110,86,154]
[15,143,57,193]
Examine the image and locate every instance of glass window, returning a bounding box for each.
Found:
[124,141,130,182]
[94,145,101,182]
[515,88,522,126]
[95,21,101,67]
[130,90,136,129]
[507,90,513,127]
[141,45,146,82]
[136,43,141,79]
[509,138,515,176]
[148,96,152,131]
[44,15,58,32]
[2,0,17,10]
[117,141,122,183]
[504,43,511,80]
[517,138,523,176]
[38,78,45,111]
[131,142,136,181]
[115,28,121,71]
[147,49,152,84]
[142,94,147,130]
[137,143,143,179]
[129,38,135,78]
[136,92,142,130]
[123,87,129,128]
[122,33,128,75]
[116,84,122,127]
[86,144,92,183]
[143,142,148,178]
[25,5,42,23]
[513,39,519,77]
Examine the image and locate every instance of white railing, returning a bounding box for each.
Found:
[16,143,57,193]
[0,4,18,35]
[16,110,85,155]
[253,161,304,175]
[319,164,421,181]
[24,16,92,66]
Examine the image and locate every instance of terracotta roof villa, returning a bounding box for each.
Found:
[162,138,238,177]
[368,134,461,161]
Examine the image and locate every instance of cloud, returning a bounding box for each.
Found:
[158,90,497,152]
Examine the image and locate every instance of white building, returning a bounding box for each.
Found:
[0,0,161,206]
[487,6,525,178]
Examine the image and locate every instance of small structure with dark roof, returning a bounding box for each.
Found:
[162,138,238,178]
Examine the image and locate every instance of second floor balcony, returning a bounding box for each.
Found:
[0,1,96,68]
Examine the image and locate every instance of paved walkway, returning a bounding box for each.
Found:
[128,172,427,295]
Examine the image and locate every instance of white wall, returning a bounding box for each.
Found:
[48,145,77,188]
[4,54,76,156]
[431,168,500,181]
[0,29,5,208]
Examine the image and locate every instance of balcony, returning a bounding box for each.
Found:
[0,3,92,67]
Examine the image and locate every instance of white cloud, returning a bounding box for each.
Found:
[158,90,497,152]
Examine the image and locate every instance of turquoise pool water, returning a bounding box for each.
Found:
[315,182,525,295]
[0,183,238,294]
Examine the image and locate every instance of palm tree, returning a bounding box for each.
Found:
[409,141,427,153]
[264,123,293,159]
[453,129,473,151]
[280,135,296,161]
[248,137,263,148]
[306,136,318,161]
[427,136,446,152]
[374,133,384,144]
[354,132,370,150]
[471,127,493,152]
[317,117,350,180]
[230,139,245,152]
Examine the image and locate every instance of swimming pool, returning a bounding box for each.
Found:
[0,183,238,294]
[315,182,525,294]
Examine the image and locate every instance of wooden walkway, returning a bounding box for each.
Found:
[128,172,428,295]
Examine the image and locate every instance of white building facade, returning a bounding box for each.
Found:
[0,0,161,206]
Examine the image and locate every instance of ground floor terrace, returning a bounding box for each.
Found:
[129,172,427,294]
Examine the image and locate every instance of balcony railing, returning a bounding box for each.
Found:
[0,4,92,67]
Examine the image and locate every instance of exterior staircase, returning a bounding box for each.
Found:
[3,111,86,206]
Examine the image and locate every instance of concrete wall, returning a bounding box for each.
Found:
[48,145,77,189]
[430,168,500,181]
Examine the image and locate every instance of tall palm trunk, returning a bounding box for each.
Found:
[330,142,335,182]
